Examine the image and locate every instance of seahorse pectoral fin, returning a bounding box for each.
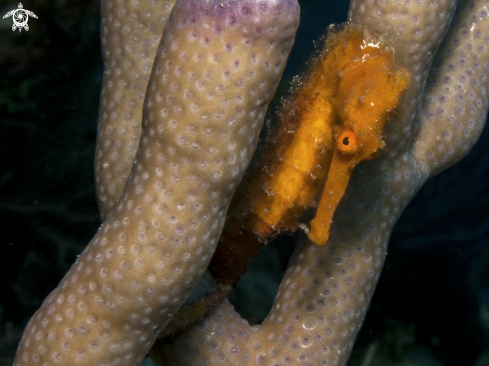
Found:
[252,167,305,233]
[308,149,353,246]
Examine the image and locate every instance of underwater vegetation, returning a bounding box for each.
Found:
[0,0,489,365]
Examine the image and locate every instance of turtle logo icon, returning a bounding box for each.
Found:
[3,3,38,32]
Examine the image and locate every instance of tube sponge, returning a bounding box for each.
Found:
[13,1,300,365]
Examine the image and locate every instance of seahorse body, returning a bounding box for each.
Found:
[209,25,411,287]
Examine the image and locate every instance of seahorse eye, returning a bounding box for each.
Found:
[337,128,357,153]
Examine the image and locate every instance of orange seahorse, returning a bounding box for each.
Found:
[209,25,411,285]
[253,25,411,245]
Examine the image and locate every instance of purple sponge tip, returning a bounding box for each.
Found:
[170,0,300,31]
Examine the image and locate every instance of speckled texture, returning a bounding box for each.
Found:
[13,0,299,365]
[154,0,489,365]
[413,0,489,177]
[95,0,177,220]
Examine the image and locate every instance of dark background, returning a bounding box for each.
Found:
[1,0,488,365]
